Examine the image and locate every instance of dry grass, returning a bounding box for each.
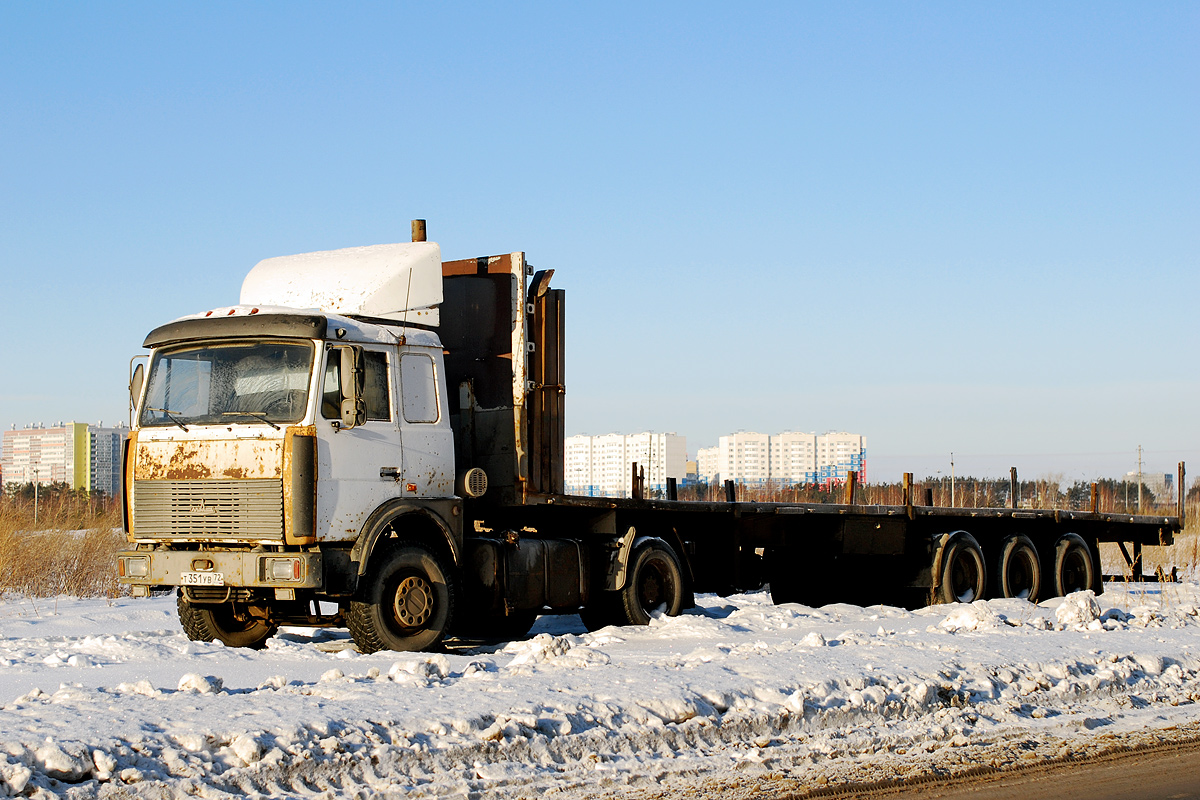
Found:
[0,495,126,598]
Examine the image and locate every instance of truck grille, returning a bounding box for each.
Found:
[133,479,284,540]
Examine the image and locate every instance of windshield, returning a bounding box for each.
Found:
[139,341,314,428]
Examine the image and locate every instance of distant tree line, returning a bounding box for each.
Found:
[683,475,1187,514]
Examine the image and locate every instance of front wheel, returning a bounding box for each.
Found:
[177,592,277,649]
[347,541,456,653]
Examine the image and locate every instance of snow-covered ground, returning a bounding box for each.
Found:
[3,582,1200,799]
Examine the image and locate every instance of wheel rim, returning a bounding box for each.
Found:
[1061,547,1090,593]
[636,557,675,615]
[950,551,981,603]
[392,574,434,629]
[1008,548,1036,599]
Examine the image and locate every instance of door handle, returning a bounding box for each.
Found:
[380,467,400,480]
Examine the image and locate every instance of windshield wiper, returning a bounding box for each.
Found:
[221,411,281,430]
[146,407,189,432]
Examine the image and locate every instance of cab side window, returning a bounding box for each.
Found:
[400,353,439,423]
[322,349,392,421]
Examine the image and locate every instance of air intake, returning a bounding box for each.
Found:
[459,468,488,499]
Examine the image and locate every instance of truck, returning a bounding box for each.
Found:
[117,222,1184,652]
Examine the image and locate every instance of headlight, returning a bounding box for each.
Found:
[120,556,150,578]
[263,557,302,581]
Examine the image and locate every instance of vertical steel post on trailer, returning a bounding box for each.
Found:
[1179,462,1187,522]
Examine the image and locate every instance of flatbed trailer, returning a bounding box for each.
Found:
[461,490,1179,617]
[117,223,1183,652]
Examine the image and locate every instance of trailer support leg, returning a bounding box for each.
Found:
[1117,541,1144,581]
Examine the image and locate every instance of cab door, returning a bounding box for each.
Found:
[315,344,404,540]
[396,348,455,497]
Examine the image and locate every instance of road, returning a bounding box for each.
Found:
[818,739,1200,800]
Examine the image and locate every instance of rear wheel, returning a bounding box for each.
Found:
[581,539,685,629]
[1053,533,1097,596]
[618,539,685,625]
[347,541,456,653]
[177,592,277,649]
[936,533,986,604]
[992,535,1042,601]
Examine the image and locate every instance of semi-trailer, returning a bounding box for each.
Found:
[117,222,1182,652]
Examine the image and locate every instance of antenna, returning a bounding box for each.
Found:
[401,261,414,338]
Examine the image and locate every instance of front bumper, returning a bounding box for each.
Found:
[117,549,323,595]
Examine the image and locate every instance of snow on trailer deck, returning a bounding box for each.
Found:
[2,582,1200,799]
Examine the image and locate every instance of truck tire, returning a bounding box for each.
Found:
[347,541,456,653]
[617,539,685,626]
[176,592,277,649]
[936,532,986,604]
[1053,533,1097,596]
[992,535,1042,601]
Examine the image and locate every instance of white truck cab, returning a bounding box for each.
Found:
[121,233,487,651]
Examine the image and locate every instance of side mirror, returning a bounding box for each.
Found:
[130,362,145,407]
[129,359,146,427]
[339,346,366,428]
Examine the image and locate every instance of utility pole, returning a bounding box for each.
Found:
[950,452,955,508]
[1138,445,1144,514]
[32,465,39,525]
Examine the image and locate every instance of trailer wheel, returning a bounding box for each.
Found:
[992,535,1042,601]
[347,541,456,653]
[1053,533,1096,596]
[618,539,685,625]
[176,592,277,649]
[936,533,986,604]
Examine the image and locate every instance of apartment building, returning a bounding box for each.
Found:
[564,432,687,498]
[697,431,866,488]
[1123,470,1173,499]
[695,432,772,487]
[2,422,129,496]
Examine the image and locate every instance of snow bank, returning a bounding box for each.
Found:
[2,583,1200,798]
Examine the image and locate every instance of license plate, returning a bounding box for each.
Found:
[180,571,225,586]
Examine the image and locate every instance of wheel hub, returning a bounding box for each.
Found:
[393,575,434,629]
[640,573,663,608]
[951,558,979,603]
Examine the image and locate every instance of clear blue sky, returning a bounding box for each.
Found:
[2,3,1196,484]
